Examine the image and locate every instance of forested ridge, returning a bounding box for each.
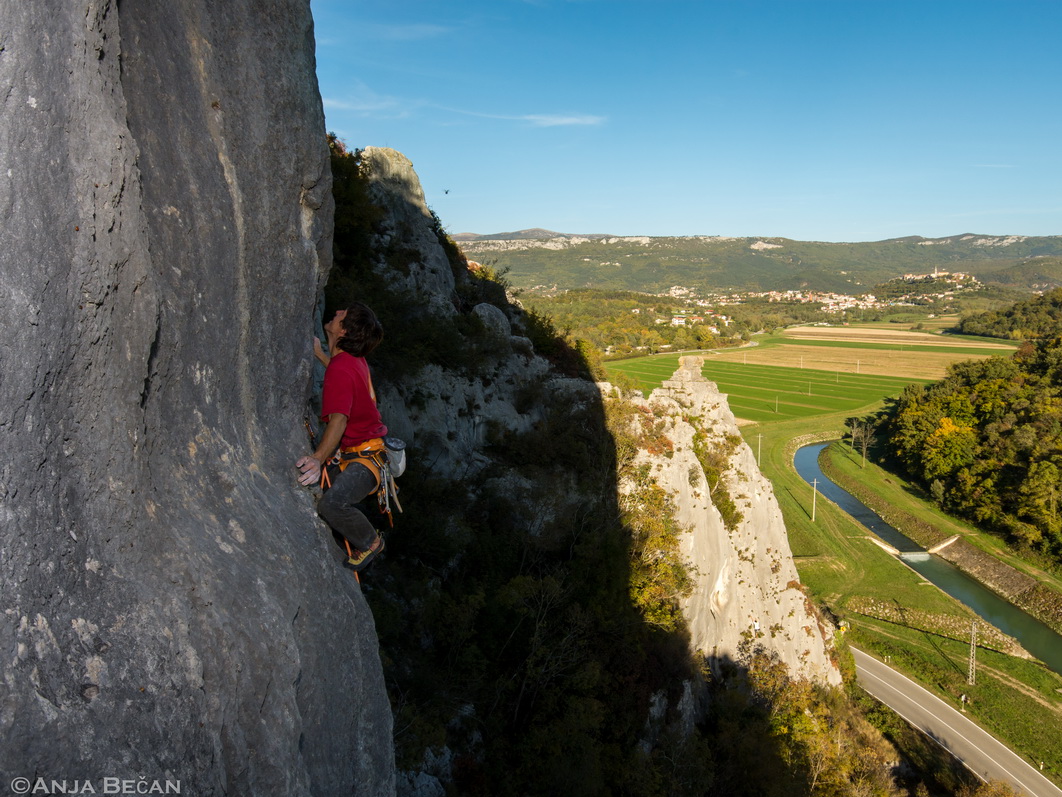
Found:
[884,336,1062,562]
[956,287,1062,340]
[463,234,1062,295]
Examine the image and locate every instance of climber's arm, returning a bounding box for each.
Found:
[295,413,347,486]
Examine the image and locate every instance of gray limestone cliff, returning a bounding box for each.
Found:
[611,357,841,686]
[1,3,392,794]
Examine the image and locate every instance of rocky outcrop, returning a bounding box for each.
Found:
[350,147,595,484]
[618,357,841,686]
[339,147,624,795]
[1,2,392,794]
[359,147,457,315]
[345,149,844,793]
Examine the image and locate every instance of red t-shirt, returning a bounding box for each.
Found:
[320,351,388,448]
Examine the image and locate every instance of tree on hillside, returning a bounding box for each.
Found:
[882,336,1062,562]
[1018,460,1062,538]
[848,417,878,468]
[957,286,1062,340]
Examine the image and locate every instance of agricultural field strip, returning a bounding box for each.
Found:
[700,361,919,388]
[608,357,917,379]
[610,344,1007,381]
[604,358,924,423]
[731,409,843,424]
[609,358,683,374]
[705,381,915,405]
[769,338,1012,356]
[606,361,922,399]
[722,391,897,413]
[728,403,872,424]
[727,396,873,414]
[784,326,1016,348]
[712,351,1000,381]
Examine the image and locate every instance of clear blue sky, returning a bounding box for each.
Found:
[310,0,1062,243]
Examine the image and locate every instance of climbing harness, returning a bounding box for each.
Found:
[303,360,406,528]
[320,436,405,527]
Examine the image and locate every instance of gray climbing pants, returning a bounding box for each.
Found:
[318,462,380,551]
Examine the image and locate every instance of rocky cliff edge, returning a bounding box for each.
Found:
[610,357,841,686]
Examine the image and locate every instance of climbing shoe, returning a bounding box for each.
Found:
[346,535,385,572]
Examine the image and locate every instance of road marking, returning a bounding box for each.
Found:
[855,654,1055,796]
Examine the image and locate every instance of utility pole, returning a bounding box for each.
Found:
[967,621,977,686]
[812,478,818,521]
[756,433,762,465]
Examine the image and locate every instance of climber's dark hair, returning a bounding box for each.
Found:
[336,302,384,357]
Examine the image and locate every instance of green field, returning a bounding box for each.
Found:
[606,354,926,423]
[603,324,1015,404]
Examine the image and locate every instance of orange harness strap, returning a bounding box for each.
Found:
[318,438,385,487]
[318,438,396,528]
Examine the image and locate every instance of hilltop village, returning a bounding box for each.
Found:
[658,270,977,318]
[519,268,985,357]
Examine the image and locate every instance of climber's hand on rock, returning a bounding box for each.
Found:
[295,455,321,486]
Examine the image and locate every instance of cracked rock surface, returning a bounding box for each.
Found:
[0,2,393,793]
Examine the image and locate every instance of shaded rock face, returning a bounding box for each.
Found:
[342,149,843,791]
[359,147,456,315]
[615,358,841,686]
[1,2,393,794]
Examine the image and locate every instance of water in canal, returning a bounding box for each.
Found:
[794,443,1062,676]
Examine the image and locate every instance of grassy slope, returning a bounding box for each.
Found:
[753,404,1062,787]
[821,443,1062,598]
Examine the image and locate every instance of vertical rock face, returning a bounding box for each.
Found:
[0,2,393,794]
[619,358,841,686]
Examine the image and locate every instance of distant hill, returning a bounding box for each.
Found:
[456,232,1062,294]
[975,256,1062,292]
[452,228,614,242]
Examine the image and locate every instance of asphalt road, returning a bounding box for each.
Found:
[852,647,1061,797]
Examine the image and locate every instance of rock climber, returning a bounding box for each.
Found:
[296,302,388,570]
